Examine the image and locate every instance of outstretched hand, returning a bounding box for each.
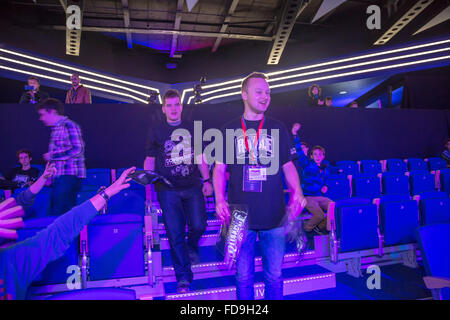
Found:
[104,167,136,198]
[292,123,301,136]
[43,162,57,179]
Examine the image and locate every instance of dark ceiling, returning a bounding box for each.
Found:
[0,0,449,83]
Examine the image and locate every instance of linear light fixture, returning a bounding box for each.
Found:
[181,38,450,103]
[195,54,450,103]
[0,65,148,103]
[0,56,151,99]
[186,46,450,103]
[0,48,162,103]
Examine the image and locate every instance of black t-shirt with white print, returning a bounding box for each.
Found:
[146,120,202,192]
[219,116,298,230]
[5,167,40,189]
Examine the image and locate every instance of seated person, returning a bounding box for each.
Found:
[325,97,333,107]
[297,141,334,235]
[0,164,135,300]
[349,101,358,108]
[19,76,49,104]
[317,98,325,106]
[441,138,450,167]
[3,150,40,190]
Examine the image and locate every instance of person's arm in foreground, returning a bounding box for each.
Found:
[213,162,230,225]
[4,167,136,286]
[282,161,307,220]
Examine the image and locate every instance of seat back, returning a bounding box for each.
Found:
[382,173,409,195]
[360,160,382,174]
[440,169,450,196]
[87,213,145,281]
[17,217,79,285]
[416,223,450,281]
[428,157,446,171]
[386,159,407,173]
[410,171,435,195]
[336,160,359,176]
[325,175,351,200]
[336,204,379,252]
[407,158,428,172]
[379,200,419,246]
[419,198,450,225]
[107,188,145,215]
[352,174,381,199]
[47,287,136,300]
[378,194,411,204]
[82,168,111,188]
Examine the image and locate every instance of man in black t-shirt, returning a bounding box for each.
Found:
[213,72,307,300]
[4,149,40,189]
[143,89,213,294]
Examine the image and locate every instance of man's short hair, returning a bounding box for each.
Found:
[28,76,40,84]
[301,142,308,148]
[36,98,64,115]
[162,89,182,105]
[241,72,268,92]
[311,145,326,155]
[325,96,333,101]
[16,149,32,159]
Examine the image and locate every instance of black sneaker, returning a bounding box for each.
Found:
[177,280,190,294]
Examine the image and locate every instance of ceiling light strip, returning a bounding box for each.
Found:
[0,65,148,103]
[198,54,450,103]
[181,38,450,101]
[0,56,150,98]
[187,46,450,101]
[0,48,160,94]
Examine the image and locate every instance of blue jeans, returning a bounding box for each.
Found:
[48,175,82,216]
[236,226,285,300]
[157,186,207,283]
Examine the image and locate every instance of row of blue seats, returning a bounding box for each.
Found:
[328,194,450,254]
[324,169,450,200]
[336,157,447,175]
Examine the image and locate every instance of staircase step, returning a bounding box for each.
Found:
[165,265,336,300]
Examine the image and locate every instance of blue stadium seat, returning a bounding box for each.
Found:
[82,168,111,187]
[47,287,136,300]
[379,200,419,246]
[416,191,448,200]
[428,157,447,171]
[87,213,145,281]
[382,173,409,195]
[76,187,98,205]
[17,217,79,285]
[407,158,428,172]
[419,198,450,225]
[26,186,51,218]
[352,174,381,199]
[336,204,379,252]
[107,188,146,215]
[385,159,407,173]
[325,175,351,200]
[360,160,382,174]
[410,171,436,195]
[439,169,450,195]
[416,223,450,300]
[377,194,411,204]
[336,160,359,176]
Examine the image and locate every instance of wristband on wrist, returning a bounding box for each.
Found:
[203,178,211,184]
[99,189,110,201]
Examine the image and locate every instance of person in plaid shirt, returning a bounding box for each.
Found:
[36,98,86,216]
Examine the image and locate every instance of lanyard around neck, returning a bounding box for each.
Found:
[241,116,264,163]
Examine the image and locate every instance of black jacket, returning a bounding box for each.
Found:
[19,90,49,104]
